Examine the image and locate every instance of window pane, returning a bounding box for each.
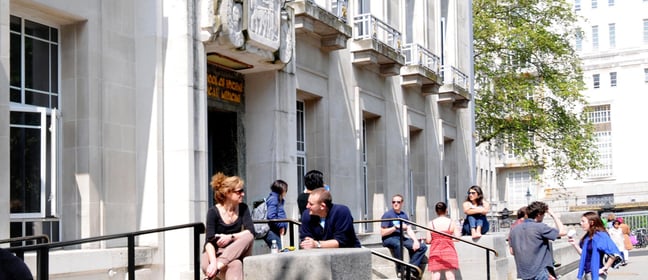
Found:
[25,20,50,40]
[10,15,21,32]
[51,44,58,93]
[10,125,42,214]
[24,37,51,91]
[10,33,21,87]
[25,90,51,107]
[10,88,21,103]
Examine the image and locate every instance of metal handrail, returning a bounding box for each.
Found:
[253,218,301,248]
[369,248,422,279]
[6,222,205,280]
[355,218,498,280]
[0,234,50,260]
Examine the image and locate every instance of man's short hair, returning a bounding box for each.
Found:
[311,188,333,209]
[526,201,548,219]
[304,170,324,191]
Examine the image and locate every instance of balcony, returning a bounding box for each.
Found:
[291,0,352,52]
[400,43,442,93]
[350,14,405,77]
[439,65,471,108]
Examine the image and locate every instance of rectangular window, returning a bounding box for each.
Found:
[586,105,613,178]
[575,28,583,51]
[575,0,581,11]
[592,25,599,49]
[592,0,598,8]
[609,72,617,87]
[645,68,648,83]
[10,16,59,108]
[608,0,614,6]
[9,15,60,225]
[608,23,615,48]
[587,104,611,123]
[593,74,600,89]
[644,19,648,43]
[507,170,536,206]
[586,194,614,205]
[296,101,306,194]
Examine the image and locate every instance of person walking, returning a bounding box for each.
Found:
[509,201,566,280]
[618,217,632,265]
[569,212,622,280]
[425,202,458,280]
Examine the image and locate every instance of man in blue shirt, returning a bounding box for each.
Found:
[509,201,566,280]
[299,188,361,249]
[381,194,428,276]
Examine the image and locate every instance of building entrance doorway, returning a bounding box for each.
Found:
[207,109,240,203]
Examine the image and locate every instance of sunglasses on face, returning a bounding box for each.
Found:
[233,188,245,194]
[392,200,402,204]
[467,191,477,195]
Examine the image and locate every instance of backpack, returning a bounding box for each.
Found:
[251,197,270,239]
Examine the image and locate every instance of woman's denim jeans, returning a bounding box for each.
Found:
[462,214,490,235]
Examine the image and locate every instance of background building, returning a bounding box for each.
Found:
[560,0,648,211]
[1,0,475,278]
[487,0,648,216]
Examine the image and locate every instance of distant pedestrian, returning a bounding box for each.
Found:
[263,179,288,249]
[569,211,622,280]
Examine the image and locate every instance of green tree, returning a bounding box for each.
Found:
[473,0,598,184]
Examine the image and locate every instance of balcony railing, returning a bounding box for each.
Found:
[402,43,441,73]
[353,13,401,51]
[443,65,469,91]
[307,0,347,20]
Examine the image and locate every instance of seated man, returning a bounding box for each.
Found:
[381,194,428,276]
[299,188,361,249]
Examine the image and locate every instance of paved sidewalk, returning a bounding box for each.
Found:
[560,248,648,279]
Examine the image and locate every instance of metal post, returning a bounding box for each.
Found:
[128,235,135,280]
[486,251,491,280]
[194,225,202,280]
[37,246,49,280]
[289,224,295,248]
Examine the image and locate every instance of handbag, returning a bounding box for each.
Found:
[629,234,638,246]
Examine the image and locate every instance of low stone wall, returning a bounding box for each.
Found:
[243,248,372,280]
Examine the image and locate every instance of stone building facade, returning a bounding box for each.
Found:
[0,0,474,278]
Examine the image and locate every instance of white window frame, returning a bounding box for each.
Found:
[592,0,598,9]
[593,74,600,89]
[592,25,599,50]
[296,100,306,194]
[608,23,615,48]
[9,15,61,220]
[609,72,617,87]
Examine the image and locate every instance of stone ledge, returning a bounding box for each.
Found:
[244,248,372,280]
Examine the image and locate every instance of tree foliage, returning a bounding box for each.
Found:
[473,0,598,184]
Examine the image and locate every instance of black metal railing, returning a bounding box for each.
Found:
[355,218,498,280]
[6,222,205,280]
[0,234,50,260]
[253,219,301,248]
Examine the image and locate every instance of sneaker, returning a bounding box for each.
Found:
[553,261,561,267]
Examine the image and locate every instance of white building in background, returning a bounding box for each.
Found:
[486,0,648,215]
[560,0,648,211]
[1,0,474,278]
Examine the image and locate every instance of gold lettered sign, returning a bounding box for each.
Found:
[207,67,244,104]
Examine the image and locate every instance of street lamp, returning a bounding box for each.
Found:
[526,188,532,205]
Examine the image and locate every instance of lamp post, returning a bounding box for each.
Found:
[526,188,532,205]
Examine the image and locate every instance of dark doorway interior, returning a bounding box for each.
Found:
[208,110,239,202]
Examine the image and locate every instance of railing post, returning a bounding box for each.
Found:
[486,251,491,280]
[128,235,135,280]
[194,225,202,280]
[38,246,48,280]
[289,224,295,248]
[398,220,404,279]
